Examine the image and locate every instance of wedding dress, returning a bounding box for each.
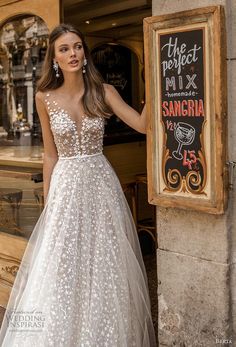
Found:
[0,92,157,347]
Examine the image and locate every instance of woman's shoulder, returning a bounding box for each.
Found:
[103,83,122,106]
[35,91,55,114]
[36,89,58,98]
[36,90,58,108]
[103,83,115,93]
[103,83,120,100]
[35,90,49,102]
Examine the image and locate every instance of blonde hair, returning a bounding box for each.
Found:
[37,23,112,118]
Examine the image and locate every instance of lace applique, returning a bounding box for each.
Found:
[44,93,104,158]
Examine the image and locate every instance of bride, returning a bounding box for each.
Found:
[0,23,156,347]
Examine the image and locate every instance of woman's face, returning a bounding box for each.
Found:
[53,32,85,75]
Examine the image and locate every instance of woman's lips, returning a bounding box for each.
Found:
[69,60,79,66]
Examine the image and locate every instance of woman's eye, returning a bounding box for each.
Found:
[58,45,82,52]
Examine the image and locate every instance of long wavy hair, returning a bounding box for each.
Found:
[37,23,113,118]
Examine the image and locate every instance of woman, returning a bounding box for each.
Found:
[0,23,156,346]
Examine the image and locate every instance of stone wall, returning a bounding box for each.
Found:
[152,0,236,346]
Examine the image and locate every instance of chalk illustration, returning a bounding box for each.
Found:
[172,122,195,160]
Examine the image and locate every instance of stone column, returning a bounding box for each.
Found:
[151,0,236,346]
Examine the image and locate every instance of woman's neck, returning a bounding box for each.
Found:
[60,71,85,97]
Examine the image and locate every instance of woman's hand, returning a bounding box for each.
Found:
[104,84,146,134]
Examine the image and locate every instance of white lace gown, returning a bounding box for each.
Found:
[0,93,157,347]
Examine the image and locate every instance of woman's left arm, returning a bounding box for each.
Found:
[104,83,146,134]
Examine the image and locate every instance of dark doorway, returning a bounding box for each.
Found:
[91,43,144,144]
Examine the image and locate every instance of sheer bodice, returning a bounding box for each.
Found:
[44,93,104,158]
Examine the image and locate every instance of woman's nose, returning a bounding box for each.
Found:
[70,49,76,56]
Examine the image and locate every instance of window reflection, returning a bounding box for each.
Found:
[0,15,49,148]
[0,15,48,239]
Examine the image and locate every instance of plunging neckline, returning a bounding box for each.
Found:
[45,92,104,142]
[56,105,85,131]
[45,92,87,137]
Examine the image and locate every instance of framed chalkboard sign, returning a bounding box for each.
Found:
[144,6,228,214]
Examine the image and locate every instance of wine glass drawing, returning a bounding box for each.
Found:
[172,122,195,160]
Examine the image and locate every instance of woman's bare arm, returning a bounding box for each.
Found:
[35,92,58,202]
[104,83,146,134]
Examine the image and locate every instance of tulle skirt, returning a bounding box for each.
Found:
[0,153,156,347]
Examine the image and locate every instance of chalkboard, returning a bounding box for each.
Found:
[144,6,228,214]
[160,29,206,194]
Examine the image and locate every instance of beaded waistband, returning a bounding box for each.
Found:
[58,152,103,160]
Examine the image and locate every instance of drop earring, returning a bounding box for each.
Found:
[82,58,87,74]
[53,61,60,78]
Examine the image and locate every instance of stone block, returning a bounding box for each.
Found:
[227,0,236,58]
[157,249,231,347]
[152,0,226,16]
[157,207,229,263]
[227,59,236,163]
[151,0,234,59]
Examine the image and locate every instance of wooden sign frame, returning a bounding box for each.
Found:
[144,6,228,214]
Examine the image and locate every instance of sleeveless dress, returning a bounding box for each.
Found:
[0,92,157,347]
